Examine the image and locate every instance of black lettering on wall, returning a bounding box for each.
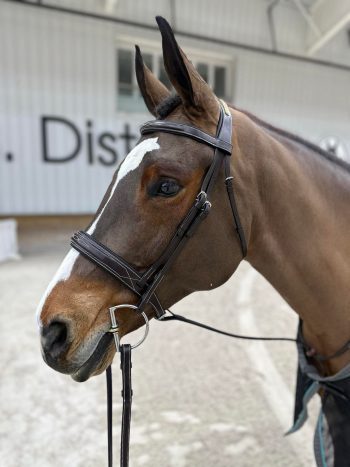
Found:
[42,116,81,163]
[98,133,118,166]
[86,120,94,165]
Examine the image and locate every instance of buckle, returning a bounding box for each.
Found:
[194,191,211,219]
[199,200,211,220]
[195,191,209,209]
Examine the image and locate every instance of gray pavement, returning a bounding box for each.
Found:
[0,218,318,466]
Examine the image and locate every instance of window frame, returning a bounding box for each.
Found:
[116,37,234,113]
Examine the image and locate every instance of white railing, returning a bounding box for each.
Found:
[0,219,19,262]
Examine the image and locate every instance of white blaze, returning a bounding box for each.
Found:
[36,137,160,327]
[87,137,159,234]
[36,248,79,327]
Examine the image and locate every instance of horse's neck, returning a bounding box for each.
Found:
[235,110,350,374]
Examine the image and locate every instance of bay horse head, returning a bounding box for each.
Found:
[37,17,249,381]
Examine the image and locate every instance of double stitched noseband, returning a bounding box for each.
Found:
[71,101,247,321]
[70,101,247,467]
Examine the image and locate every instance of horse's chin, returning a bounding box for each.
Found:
[71,359,105,382]
[71,333,115,382]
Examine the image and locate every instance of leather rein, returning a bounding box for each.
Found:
[70,101,350,466]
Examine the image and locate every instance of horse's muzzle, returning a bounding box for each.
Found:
[40,318,77,374]
[41,319,70,359]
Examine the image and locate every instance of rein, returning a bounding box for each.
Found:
[104,309,350,467]
[70,101,350,466]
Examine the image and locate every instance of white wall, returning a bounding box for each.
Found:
[0,2,149,215]
[0,1,349,215]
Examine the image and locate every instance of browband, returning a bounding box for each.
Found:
[140,120,233,154]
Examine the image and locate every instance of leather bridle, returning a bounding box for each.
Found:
[71,100,247,321]
[68,100,350,467]
[70,100,247,466]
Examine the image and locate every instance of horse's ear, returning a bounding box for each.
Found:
[156,16,218,116]
[135,45,171,117]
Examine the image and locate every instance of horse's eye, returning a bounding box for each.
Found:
[150,180,181,197]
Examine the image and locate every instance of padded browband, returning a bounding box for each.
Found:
[140,120,233,154]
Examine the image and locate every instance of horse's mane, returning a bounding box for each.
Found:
[155,94,350,174]
[236,107,350,174]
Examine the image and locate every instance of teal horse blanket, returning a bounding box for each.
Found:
[288,323,350,467]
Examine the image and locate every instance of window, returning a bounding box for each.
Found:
[197,63,209,83]
[118,50,133,96]
[117,48,173,112]
[196,63,228,100]
[117,46,231,112]
[213,66,226,98]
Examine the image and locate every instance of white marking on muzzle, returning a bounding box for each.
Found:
[87,137,159,234]
[36,248,79,328]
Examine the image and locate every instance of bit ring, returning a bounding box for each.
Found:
[108,304,149,352]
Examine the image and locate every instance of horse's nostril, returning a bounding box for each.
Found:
[41,321,70,359]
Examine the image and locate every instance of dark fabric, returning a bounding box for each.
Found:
[292,322,350,467]
[293,362,315,425]
[321,380,350,467]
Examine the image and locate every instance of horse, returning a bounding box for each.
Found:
[37,16,350,467]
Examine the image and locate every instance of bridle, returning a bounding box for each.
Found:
[71,100,247,321]
[69,100,350,467]
[70,100,247,466]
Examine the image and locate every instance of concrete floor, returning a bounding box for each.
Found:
[0,217,319,467]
